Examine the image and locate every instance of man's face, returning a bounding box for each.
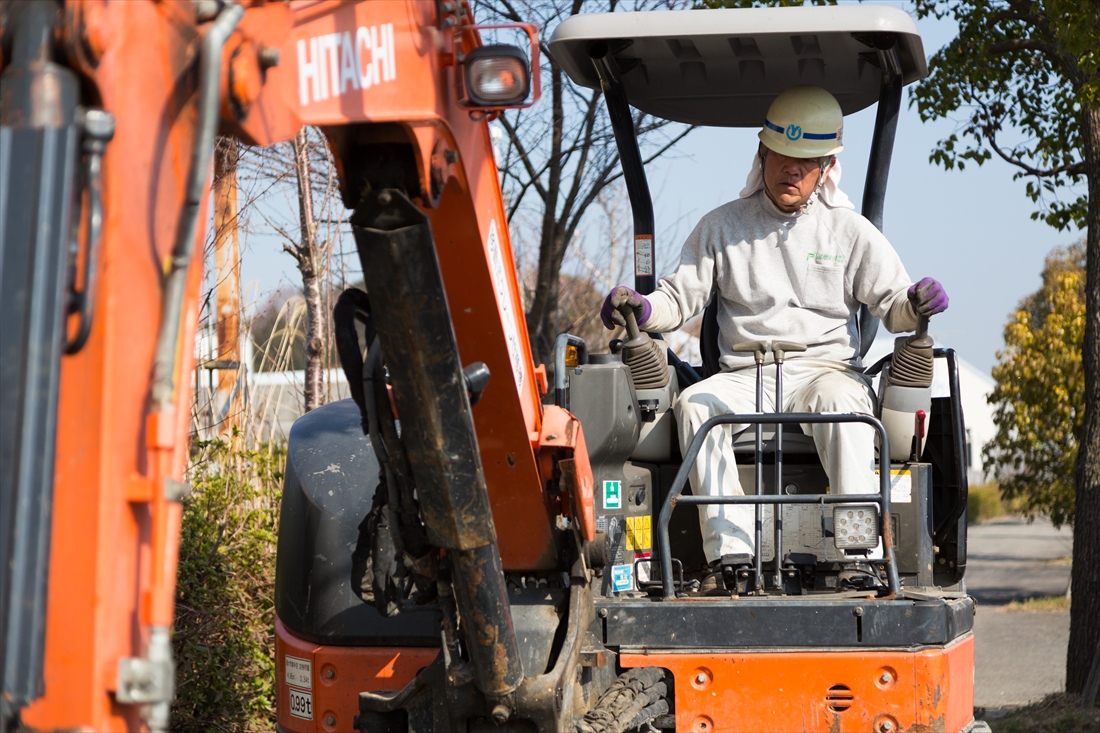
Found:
[761,147,834,213]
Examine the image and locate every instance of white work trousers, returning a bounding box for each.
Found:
[673,359,877,563]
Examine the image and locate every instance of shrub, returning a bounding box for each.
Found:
[172,435,286,732]
[968,482,1006,524]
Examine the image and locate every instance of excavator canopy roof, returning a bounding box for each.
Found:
[548,5,927,127]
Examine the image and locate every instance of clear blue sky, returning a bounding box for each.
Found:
[238,0,1079,375]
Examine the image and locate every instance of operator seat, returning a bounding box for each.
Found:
[697,294,882,454]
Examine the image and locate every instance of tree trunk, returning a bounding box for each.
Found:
[213,138,240,433]
[1068,103,1100,694]
[291,130,326,413]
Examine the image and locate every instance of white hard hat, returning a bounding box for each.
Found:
[758,85,844,158]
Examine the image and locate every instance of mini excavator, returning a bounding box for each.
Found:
[0,2,982,732]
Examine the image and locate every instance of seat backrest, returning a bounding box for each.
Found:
[700,293,721,378]
[699,296,881,376]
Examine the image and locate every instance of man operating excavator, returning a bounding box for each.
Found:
[599,85,950,593]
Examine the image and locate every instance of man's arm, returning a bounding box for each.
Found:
[849,226,920,334]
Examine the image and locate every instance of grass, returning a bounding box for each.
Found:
[988,693,1100,733]
[1003,595,1072,612]
[969,482,1008,523]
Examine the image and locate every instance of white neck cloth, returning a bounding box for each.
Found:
[739,152,855,210]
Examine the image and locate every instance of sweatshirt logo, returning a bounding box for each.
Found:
[807,253,845,264]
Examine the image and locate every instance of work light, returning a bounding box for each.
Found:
[464,45,530,106]
[833,505,880,550]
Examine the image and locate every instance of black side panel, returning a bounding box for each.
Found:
[0,2,80,718]
[274,399,440,646]
[924,396,967,586]
[598,597,974,649]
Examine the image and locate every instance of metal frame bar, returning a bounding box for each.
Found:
[857,44,904,358]
[657,412,900,599]
[589,48,656,295]
[860,45,903,231]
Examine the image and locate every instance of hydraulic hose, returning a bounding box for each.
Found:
[150,2,244,410]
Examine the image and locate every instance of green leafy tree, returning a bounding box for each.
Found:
[984,244,1084,527]
[911,0,1100,692]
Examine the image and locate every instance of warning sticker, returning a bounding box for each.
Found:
[611,564,633,592]
[285,655,312,690]
[634,235,654,277]
[625,515,651,551]
[603,480,622,509]
[758,505,843,563]
[875,469,912,504]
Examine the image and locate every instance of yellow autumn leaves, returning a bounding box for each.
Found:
[985,244,1085,527]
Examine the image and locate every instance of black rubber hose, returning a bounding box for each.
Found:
[333,287,374,420]
[150,2,243,410]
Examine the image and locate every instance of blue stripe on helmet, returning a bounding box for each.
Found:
[764,118,838,140]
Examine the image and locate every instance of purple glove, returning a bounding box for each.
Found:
[908,277,949,316]
[600,286,652,329]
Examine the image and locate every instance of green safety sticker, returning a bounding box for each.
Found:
[603,480,621,509]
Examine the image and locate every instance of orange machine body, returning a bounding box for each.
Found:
[273,626,975,733]
[15,1,567,730]
[621,635,975,733]
[274,618,440,733]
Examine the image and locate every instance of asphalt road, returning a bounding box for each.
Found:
[967,516,1073,710]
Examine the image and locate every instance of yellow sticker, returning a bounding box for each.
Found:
[625,516,651,551]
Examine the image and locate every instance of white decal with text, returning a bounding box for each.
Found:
[487,220,526,393]
[298,24,396,106]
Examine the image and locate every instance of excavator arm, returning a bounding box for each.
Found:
[0,2,592,730]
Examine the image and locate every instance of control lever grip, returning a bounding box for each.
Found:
[732,340,769,364]
[772,341,807,363]
[623,307,642,342]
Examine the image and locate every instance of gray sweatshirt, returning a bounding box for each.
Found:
[645,190,918,371]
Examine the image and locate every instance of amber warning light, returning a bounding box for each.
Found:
[464,45,530,106]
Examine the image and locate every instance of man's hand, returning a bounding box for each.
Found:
[600,286,652,329]
[908,277,949,316]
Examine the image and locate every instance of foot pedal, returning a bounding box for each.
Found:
[720,553,754,595]
[782,552,817,594]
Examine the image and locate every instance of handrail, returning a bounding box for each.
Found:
[656,411,899,600]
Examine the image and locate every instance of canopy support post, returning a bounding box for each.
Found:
[858,41,904,357]
[590,46,656,295]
